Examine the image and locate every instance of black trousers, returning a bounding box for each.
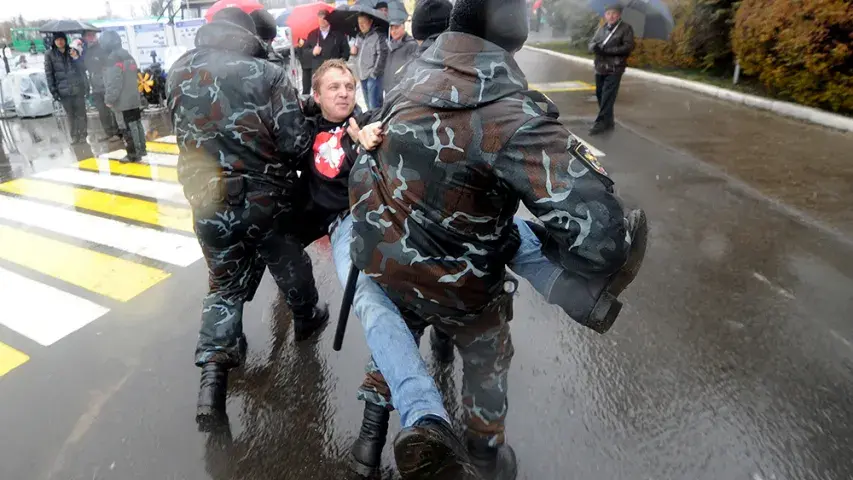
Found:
[60,95,88,142]
[91,92,119,137]
[302,68,313,95]
[594,73,623,127]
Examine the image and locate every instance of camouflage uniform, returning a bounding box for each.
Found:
[350,32,631,445]
[167,20,318,368]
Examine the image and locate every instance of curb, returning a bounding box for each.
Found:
[524,46,853,133]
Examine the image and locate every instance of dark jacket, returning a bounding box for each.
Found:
[82,41,109,94]
[349,32,629,318]
[355,27,389,80]
[44,34,89,100]
[101,31,141,112]
[589,20,635,75]
[382,34,418,94]
[301,28,350,71]
[264,43,287,66]
[167,21,313,193]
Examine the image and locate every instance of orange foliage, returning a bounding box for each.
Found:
[732,0,853,113]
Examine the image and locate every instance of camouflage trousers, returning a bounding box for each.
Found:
[192,180,318,368]
[357,293,515,446]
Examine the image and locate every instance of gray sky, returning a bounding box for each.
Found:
[2,0,142,22]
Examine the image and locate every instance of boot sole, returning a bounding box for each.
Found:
[394,431,479,480]
[347,453,380,478]
[587,210,648,334]
[609,209,649,296]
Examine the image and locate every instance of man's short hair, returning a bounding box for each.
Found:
[604,4,623,13]
[318,10,328,18]
[312,58,355,93]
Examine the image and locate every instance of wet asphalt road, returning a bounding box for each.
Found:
[2,49,853,480]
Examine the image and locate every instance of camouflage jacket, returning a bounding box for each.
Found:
[349,32,630,317]
[167,21,312,193]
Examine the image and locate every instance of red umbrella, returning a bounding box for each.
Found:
[204,0,265,23]
[286,2,335,42]
[533,0,543,11]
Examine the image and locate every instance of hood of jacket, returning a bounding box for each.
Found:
[194,21,266,58]
[51,33,69,51]
[100,30,123,54]
[401,31,527,110]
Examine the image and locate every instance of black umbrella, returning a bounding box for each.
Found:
[40,20,101,34]
[588,0,673,40]
[327,5,389,37]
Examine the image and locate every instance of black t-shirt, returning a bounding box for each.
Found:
[302,111,372,226]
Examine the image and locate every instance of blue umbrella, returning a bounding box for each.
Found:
[588,0,674,40]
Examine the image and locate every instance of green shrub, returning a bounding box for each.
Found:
[732,0,853,113]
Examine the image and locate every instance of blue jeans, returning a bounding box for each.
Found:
[361,76,383,110]
[330,215,562,427]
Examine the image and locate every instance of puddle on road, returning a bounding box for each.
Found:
[0,109,172,183]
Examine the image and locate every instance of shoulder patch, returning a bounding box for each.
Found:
[570,136,609,177]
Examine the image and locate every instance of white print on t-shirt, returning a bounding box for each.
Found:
[313,126,347,179]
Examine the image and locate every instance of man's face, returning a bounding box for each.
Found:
[54,36,66,49]
[84,32,98,44]
[605,9,621,24]
[378,7,388,15]
[318,14,330,29]
[313,67,356,123]
[390,24,406,41]
[358,15,373,33]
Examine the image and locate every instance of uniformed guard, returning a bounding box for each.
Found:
[166,8,329,430]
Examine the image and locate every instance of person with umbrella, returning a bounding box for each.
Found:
[588,3,635,135]
[353,11,388,109]
[44,32,89,144]
[298,9,350,95]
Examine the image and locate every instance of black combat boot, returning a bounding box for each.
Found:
[292,304,330,341]
[196,362,228,432]
[430,327,454,364]
[468,438,518,480]
[349,402,391,477]
[394,416,481,480]
[526,208,649,333]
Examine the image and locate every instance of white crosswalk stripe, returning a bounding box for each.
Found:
[0,196,201,267]
[34,168,187,204]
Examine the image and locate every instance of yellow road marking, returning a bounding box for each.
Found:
[146,142,180,155]
[0,225,171,302]
[0,178,194,233]
[77,158,178,183]
[529,81,596,92]
[0,342,29,377]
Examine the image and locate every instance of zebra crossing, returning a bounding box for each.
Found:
[0,136,197,377]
